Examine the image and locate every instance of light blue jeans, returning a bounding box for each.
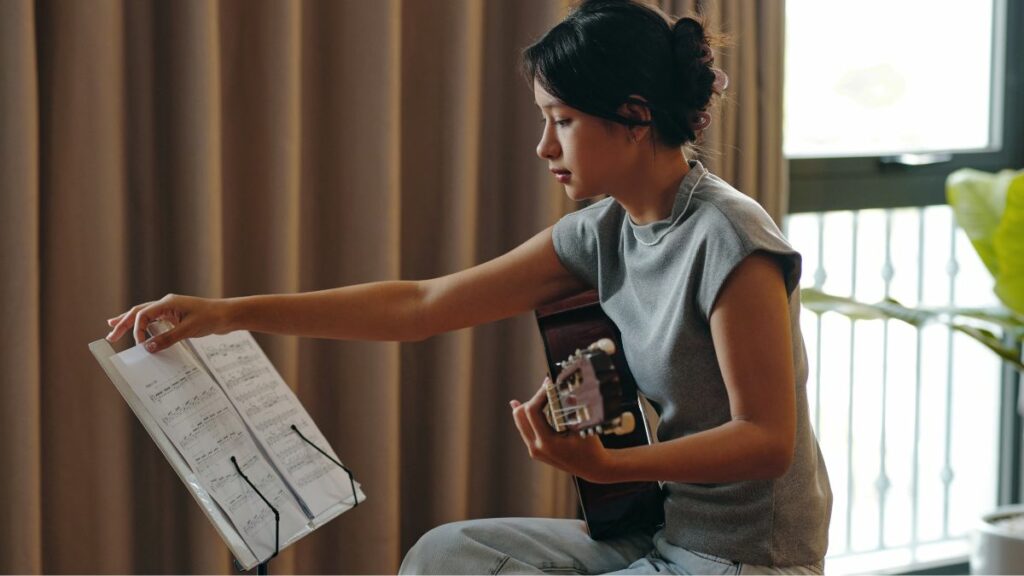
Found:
[399,518,824,575]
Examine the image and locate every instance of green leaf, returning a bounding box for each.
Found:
[951,323,1024,371]
[946,168,1008,278]
[799,289,934,326]
[801,289,1024,332]
[799,287,1024,370]
[929,307,1024,333]
[994,172,1024,315]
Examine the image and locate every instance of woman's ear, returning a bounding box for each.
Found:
[618,94,652,143]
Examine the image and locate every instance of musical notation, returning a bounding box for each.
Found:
[110,341,309,562]
[293,462,334,488]
[229,369,274,398]
[190,331,359,518]
[201,339,255,359]
[245,392,289,419]
[148,365,200,404]
[161,385,219,426]
[253,406,300,433]
[180,405,234,450]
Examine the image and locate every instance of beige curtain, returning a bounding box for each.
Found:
[0,0,785,573]
[664,0,789,224]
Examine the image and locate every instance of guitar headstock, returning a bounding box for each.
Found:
[544,338,636,438]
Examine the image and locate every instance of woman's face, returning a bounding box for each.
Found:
[533,79,636,201]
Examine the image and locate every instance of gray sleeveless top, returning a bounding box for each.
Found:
[551,161,832,566]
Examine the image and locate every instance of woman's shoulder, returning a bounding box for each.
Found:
[683,173,792,254]
[690,173,778,233]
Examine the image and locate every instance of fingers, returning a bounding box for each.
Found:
[511,377,554,461]
[134,304,156,344]
[522,380,551,448]
[143,321,190,354]
[510,400,537,454]
[106,302,152,342]
[526,378,549,408]
[133,300,175,345]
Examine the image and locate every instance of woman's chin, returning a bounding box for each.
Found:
[564,185,598,203]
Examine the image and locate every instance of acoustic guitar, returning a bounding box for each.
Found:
[535,290,664,539]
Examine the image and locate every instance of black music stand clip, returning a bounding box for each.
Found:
[231,425,360,575]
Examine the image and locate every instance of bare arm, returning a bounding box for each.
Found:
[229,225,587,341]
[597,252,798,483]
[109,226,590,351]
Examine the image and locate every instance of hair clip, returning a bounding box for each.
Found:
[691,111,712,132]
[712,68,729,94]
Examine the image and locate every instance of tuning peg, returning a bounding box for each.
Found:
[609,412,636,435]
[595,425,603,434]
[589,338,616,355]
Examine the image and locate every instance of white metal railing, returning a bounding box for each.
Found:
[785,206,1002,574]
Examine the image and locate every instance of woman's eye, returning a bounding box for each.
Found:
[539,117,570,127]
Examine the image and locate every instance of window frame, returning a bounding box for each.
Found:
[787,0,1023,214]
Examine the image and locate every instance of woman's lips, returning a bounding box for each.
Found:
[551,169,572,183]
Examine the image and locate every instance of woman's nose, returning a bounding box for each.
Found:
[535,128,560,160]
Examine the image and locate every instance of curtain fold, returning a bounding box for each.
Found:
[0,0,42,573]
[36,1,135,572]
[0,0,786,573]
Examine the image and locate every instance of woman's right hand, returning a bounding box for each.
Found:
[105,293,234,353]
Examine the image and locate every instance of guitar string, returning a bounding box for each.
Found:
[546,375,596,423]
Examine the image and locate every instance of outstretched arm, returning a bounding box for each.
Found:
[228,225,589,341]
[106,226,589,352]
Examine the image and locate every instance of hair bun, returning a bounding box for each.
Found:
[670,17,718,115]
[672,17,711,65]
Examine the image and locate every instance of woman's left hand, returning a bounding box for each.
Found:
[510,377,616,484]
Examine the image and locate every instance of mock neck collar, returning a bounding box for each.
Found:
[628,160,708,246]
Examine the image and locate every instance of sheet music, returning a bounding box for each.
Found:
[110,343,308,561]
[189,331,358,518]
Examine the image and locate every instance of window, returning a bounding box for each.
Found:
[785,0,1001,159]
[785,0,1021,214]
[782,0,1022,573]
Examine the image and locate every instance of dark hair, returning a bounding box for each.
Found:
[521,0,725,149]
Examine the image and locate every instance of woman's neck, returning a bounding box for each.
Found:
[614,148,691,226]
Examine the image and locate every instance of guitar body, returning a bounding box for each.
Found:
[535,290,664,539]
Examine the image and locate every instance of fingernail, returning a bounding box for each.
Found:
[509,401,516,408]
[146,342,157,352]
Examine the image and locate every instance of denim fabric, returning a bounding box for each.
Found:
[399,518,824,575]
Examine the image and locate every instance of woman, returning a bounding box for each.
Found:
[107,1,831,573]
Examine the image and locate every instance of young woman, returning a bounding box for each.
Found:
[106,1,831,573]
